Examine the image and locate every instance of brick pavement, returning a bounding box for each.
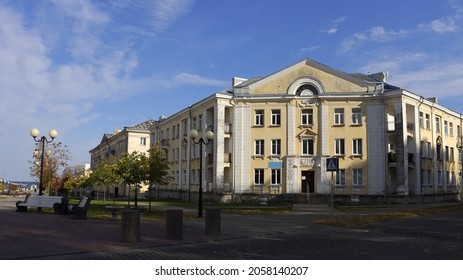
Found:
[1,195,463,260]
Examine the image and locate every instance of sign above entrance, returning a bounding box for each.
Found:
[326,157,338,172]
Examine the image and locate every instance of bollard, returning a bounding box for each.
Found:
[205,207,221,236]
[121,209,140,243]
[165,209,183,239]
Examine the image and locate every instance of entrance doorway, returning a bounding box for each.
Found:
[301,171,315,193]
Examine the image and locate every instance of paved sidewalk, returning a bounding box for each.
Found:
[1,195,462,260]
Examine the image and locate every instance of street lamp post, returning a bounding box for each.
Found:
[189,129,214,218]
[30,128,58,196]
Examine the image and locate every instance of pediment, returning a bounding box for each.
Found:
[297,128,317,139]
[235,58,378,95]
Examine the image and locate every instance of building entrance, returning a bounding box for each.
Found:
[301,171,315,193]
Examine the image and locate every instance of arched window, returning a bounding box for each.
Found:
[287,76,324,96]
[296,84,319,96]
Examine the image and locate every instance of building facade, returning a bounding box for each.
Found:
[150,58,462,203]
[89,119,156,196]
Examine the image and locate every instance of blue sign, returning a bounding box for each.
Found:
[268,162,283,168]
[326,157,338,172]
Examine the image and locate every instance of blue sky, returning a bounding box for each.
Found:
[1,0,463,181]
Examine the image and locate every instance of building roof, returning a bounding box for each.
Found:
[125,119,157,131]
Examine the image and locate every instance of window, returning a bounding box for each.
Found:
[458,125,461,138]
[140,137,147,146]
[419,112,423,128]
[192,117,197,130]
[271,109,281,126]
[182,119,188,135]
[255,110,264,126]
[335,139,345,155]
[444,120,448,135]
[335,169,346,185]
[301,109,313,126]
[271,169,281,185]
[352,169,363,186]
[436,117,441,133]
[182,169,187,184]
[437,143,442,160]
[255,140,264,156]
[352,108,362,125]
[450,122,454,137]
[334,108,344,125]
[437,170,442,186]
[450,147,455,161]
[427,170,432,186]
[352,139,363,155]
[420,141,426,157]
[427,142,432,158]
[198,114,203,130]
[172,125,176,139]
[425,114,430,129]
[302,138,314,155]
[254,169,264,185]
[271,139,281,156]
[445,146,449,161]
[421,169,425,187]
[191,169,196,184]
[191,144,197,158]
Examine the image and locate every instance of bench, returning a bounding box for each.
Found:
[16,194,63,212]
[67,196,91,219]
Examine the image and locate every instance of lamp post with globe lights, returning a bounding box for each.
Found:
[30,128,58,196]
[189,129,214,218]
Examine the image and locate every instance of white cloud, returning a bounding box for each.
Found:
[340,26,409,53]
[299,45,321,53]
[323,16,346,35]
[174,72,228,87]
[152,0,195,32]
[419,17,458,33]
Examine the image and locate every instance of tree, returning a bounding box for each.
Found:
[89,159,122,203]
[115,151,149,207]
[147,144,171,187]
[30,141,71,195]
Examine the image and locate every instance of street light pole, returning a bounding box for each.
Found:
[189,129,214,218]
[30,128,58,196]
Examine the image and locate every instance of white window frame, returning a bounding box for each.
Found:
[352,108,362,125]
[335,138,345,155]
[334,108,344,125]
[271,109,281,126]
[271,139,281,156]
[255,139,264,156]
[271,169,281,185]
[352,139,363,156]
[254,169,264,185]
[255,110,264,126]
[352,169,363,186]
[301,109,313,126]
[335,169,346,186]
[302,138,314,156]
